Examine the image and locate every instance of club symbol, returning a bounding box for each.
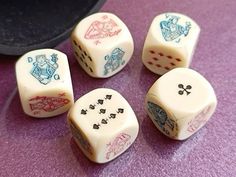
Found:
[97,99,104,105]
[105,95,112,100]
[109,113,116,119]
[178,84,192,95]
[101,119,108,124]
[81,109,87,115]
[93,123,100,129]
[117,108,124,114]
[99,109,106,114]
[89,104,95,110]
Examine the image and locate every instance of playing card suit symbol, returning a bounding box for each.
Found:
[97,99,104,105]
[99,109,106,114]
[117,108,124,113]
[81,109,87,115]
[109,113,116,119]
[93,124,100,129]
[89,104,95,110]
[105,95,112,100]
[101,119,108,124]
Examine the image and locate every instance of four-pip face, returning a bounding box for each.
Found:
[71,12,134,78]
[68,88,139,163]
[142,12,200,75]
[145,68,217,140]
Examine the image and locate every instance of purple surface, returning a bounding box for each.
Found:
[0,0,236,176]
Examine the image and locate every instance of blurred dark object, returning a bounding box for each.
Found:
[0,0,106,56]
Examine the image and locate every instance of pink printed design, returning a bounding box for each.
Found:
[106,133,131,160]
[187,106,211,133]
[84,15,122,45]
[29,93,70,115]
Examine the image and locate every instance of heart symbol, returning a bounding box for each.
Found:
[101,119,108,124]
[93,124,100,129]
[97,99,104,105]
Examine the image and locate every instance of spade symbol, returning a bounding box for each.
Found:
[99,109,106,114]
[81,109,87,115]
[89,104,95,110]
[101,119,108,124]
[105,95,112,100]
[109,113,116,119]
[117,108,124,114]
[93,124,100,129]
[97,99,104,105]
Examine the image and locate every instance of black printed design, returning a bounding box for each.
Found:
[178,84,192,95]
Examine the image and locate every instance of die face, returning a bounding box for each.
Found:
[146,68,217,140]
[15,49,74,117]
[26,91,73,117]
[145,95,179,138]
[68,88,139,163]
[71,12,134,78]
[97,42,133,78]
[142,12,200,75]
[178,102,217,140]
[97,129,135,163]
[71,38,96,77]
[143,44,187,75]
[68,118,94,158]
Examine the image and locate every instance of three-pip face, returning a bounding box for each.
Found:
[145,68,217,140]
[71,12,134,78]
[68,88,139,163]
[142,12,200,75]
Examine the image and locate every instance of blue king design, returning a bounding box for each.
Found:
[147,101,176,135]
[104,48,125,75]
[160,14,191,43]
[28,53,60,85]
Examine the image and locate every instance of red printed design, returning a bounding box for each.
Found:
[29,93,70,115]
[106,133,131,160]
[84,15,122,45]
[187,106,211,133]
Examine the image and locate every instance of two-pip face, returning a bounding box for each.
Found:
[71,12,134,78]
[142,12,200,75]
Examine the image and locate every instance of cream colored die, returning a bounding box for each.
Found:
[15,49,74,118]
[71,12,134,78]
[142,12,200,75]
[145,68,217,140]
[68,88,139,163]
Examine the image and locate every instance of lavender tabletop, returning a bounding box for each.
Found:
[0,0,235,176]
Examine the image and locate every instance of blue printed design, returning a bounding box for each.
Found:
[160,14,191,43]
[104,48,125,75]
[147,101,177,136]
[70,120,93,155]
[28,53,60,85]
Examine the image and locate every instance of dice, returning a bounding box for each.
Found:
[142,12,200,75]
[71,12,134,78]
[67,88,139,163]
[145,68,217,140]
[15,49,74,118]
